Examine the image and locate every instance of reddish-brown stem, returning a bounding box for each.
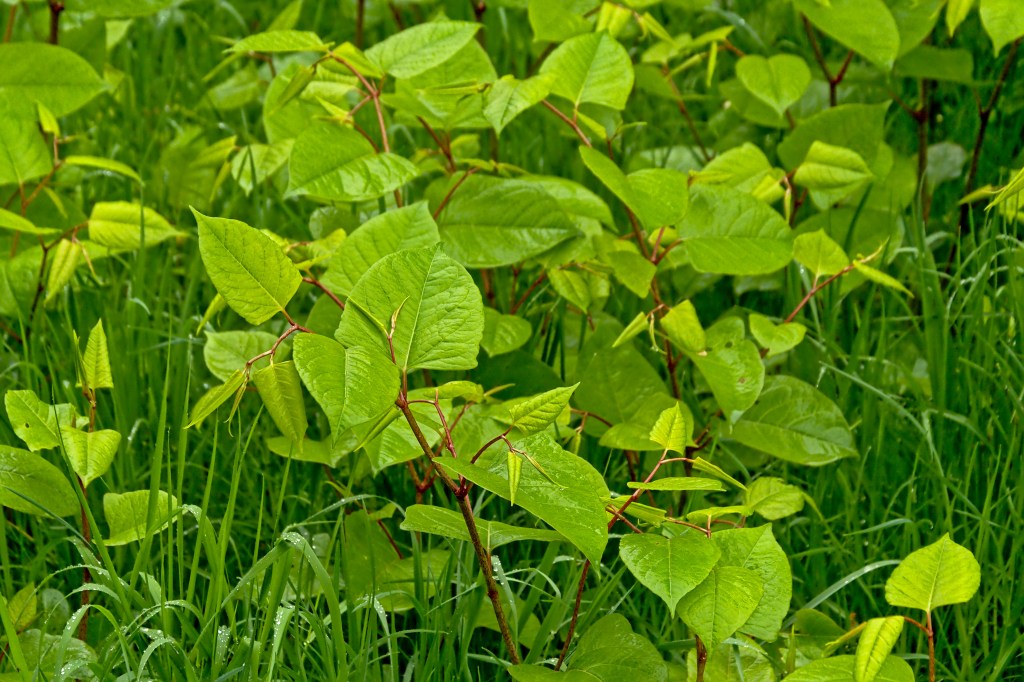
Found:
[555,560,591,669]
[245,323,307,373]
[926,611,936,682]
[433,167,479,220]
[418,117,455,173]
[355,0,365,48]
[76,476,91,640]
[802,18,852,106]
[541,100,592,147]
[48,1,63,44]
[3,5,15,42]
[471,427,512,464]
[510,272,547,314]
[662,68,711,162]
[784,262,857,324]
[695,635,708,681]
[302,276,345,310]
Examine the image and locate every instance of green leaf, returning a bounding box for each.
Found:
[528,0,592,43]
[441,432,609,563]
[779,103,890,170]
[619,532,720,612]
[292,334,400,434]
[9,583,38,632]
[677,185,793,275]
[321,202,440,296]
[287,124,419,203]
[607,250,657,298]
[855,617,904,682]
[678,566,764,650]
[693,143,785,201]
[0,106,52,186]
[194,210,302,325]
[794,141,874,200]
[484,74,554,134]
[946,0,974,36]
[895,45,975,83]
[103,490,178,546]
[0,445,78,517]
[735,54,811,116]
[266,436,339,466]
[885,533,981,612]
[748,313,806,357]
[438,176,579,268]
[853,262,913,296]
[61,427,119,488]
[4,390,76,452]
[89,202,183,250]
[187,370,246,428]
[203,331,285,383]
[794,229,851,277]
[402,504,563,550]
[795,0,901,70]
[81,320,114,390]
[252,361,308,444]
[228,30,328,53]
[539,31,635,110]
[786,655,914,682]
[337,245,484,372]
[365,21,480,79]
[575,345,671,425]
[660,300,705,353]
[688,317,764,416]
[0,208,58,237]
[482,308,532,357]
[627,477,725,492]
[509,614,668,682]
[712,525,792,640]
[612,311,650,348]
[230,142,293,195]
[509,384,578,436]
[729,376,857,465]
[986,166,1024,211]
[745,477,805,520]
[579,147,689,230]
[981,0,1024,54]
[64,155,141,183]
[649,402,694,452]
[0,43,106,118]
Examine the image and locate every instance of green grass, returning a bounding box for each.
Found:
[1,2,1023,681]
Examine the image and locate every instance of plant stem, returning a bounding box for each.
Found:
[926,611,936,682]
[695,635,708,681]
[433,167,479,220]
[302,276,345,310]
[541,100,591,147]
[396,398,522,664]
[510,272,546,314]
[355,0,365,48]
[3,5,15,42]
[76,476,91,641]
[47,1,63,44]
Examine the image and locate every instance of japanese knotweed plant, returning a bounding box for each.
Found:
[3,0,1022,679]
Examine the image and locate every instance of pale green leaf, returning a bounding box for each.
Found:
[661,300,705,353]
[287,124,418,202]
[729,376,857,465]
[61,427,119,488]
[677,185,793,275]
[795,0,900,70]
[854,262,912,296]
[337,245,484,372]
[441,432,609,563]
[794,229,851,277]
[736,54,811,116]
[0,108,52,186]
[0,207,57,237]
[187,370,246,428]
[482,308,532,356]
[744,477,805,520]
[0,43,106,118]
[194,209,302,325]
[607,250,657,298]
[228,30,328,53]
[0,445,79,517]
[104,490,178,546]
[946,0,974,36]
[748,313,806,357]
[986,166,1024,211]
[794,141,874,198]
[89,201,183,250]
[980,0,1024,54]
[203,330,286,383]
[580,147,688,230]
[619,532,721,612]
[509,384,578,436]
[484,74,554,134]
[678,566,764,650]
[786,655,914,682]
[4,390,76,452]
[779,103,890,169]
[855,617,904,682]
[627,477,725,492]
[540,31,635,110]
[884,533,981,612]
[401,504,563,550]
[81,319,114,390]
[649,402,694,452]
[252,361,308,444]
[366,21,480,78]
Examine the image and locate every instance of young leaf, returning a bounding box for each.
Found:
[619,533,721,612]
[64,155,141,183]
[661,300,705,353]
[104,490,178,546]
[204,330,286,382]
[744,477,805,520]
[713,525,792,640]
[649,402,694,452]
[251,361,308,445]
[194,210,302,325]
[0,43,106,118]
[980,0,1024,54]
[0,207,58,237]
[81,320,114,390]
[400,504,563,550]
[440,433,609,563]
[89,202,183,250]
[187,370,246,428]
[884,534,981,612]
[793,230,850,277]
[854,262,913,296]
[729,376,857,465]
[365,22,480,79]
[778,103,890,169]
[0,445,79,517]
[507,384,578,436]
[678,566,764,650]
[4,390,76,452]
[785,655,914,682]
[854,617,904,682]
[337,245,484,372]
[579,147,689,231]
[735,54,811,116]
[61,427,120,488]
[627,477,725,492]
[612,311,650,348]
[793,141,874,198]
[677,185,793,275]
[287,124,419,203]
[748,313,806,357]
[228,30,328,53]
[539,31,635,110]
